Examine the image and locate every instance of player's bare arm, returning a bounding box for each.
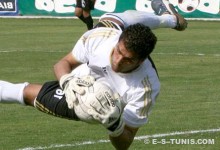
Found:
[110,125,139,150]
[53,52,82,80]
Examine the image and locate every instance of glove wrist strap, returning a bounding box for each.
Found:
[108,119,125,137]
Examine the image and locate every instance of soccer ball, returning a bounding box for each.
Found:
[74,82,117,124]
[178,0,200,13]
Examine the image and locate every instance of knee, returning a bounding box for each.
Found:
[23,84,42,106]
[75,8,83,17]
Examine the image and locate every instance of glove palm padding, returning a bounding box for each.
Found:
[88,92,124,137]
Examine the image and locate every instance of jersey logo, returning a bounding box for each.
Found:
[102,67,107,72]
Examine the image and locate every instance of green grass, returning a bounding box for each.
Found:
[0,18,220,150]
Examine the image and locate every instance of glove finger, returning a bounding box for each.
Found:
[88,109,109,125]
[76,75,95,87]
[66,97,74,109]
[89,99,106,115]
[71,91,78,104]
[66,90,77,109]
[69,81,85,95]
[87,109,103,121]
[96,92,111,110]
[109,93,122,113]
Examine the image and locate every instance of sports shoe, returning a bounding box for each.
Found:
[151,0,171,15]
[151,0,188,31]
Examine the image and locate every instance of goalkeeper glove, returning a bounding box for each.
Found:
[88,92,125,137]
[59,73,95,109]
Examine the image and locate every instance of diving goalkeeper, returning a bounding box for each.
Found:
[0,0,187,149]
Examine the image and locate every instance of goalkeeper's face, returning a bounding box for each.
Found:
[111,41,142,73]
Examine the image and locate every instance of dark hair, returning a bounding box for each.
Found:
[119,23,157,60]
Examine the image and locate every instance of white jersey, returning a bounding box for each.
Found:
[71,27,160,128]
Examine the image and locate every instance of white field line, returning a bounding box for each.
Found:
[154,52,220,57]
[17,128,220,150]
[0,50,65,53]
[1,16,220,21]
[0,50,220,57]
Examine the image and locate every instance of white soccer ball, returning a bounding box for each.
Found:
[74,82,116,124]
[178,0,200,13]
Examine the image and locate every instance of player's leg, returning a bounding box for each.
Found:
[82,10,93,30]
[23,84,42,106]
[75,0,87,24]
[99,1,187,31]
[0,80,79,120]
[35,81,80,120]
[151,0,187,31]
[75,7,84,20]
[82,0,95,30]
[0,80,40,106]
[99,10,177,30]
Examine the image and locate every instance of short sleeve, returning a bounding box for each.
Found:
[72,33,90,63]
[122,72,160,128]
[123,99,149,128]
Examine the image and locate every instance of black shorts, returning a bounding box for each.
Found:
[76,0,95,10]
[35,81,80,121]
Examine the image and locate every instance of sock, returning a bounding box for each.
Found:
[0,81,29,105]
[158,14,177,28]
[84,15,94,30]
[78,14,86,23]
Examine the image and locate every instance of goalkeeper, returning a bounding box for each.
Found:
[0,0,187,149]
[53,1,187,149]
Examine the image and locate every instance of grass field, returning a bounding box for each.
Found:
[0,18,220,150]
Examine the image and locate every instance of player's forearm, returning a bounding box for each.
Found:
[109,135,132,150]
[54,59,73,80]
[109,126,138,150]
[53,52,81,80]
